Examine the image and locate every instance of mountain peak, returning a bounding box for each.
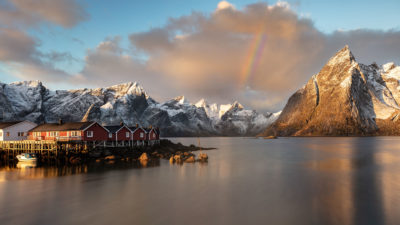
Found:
[326,45,356,67]
[105,81,147,98]
[174,95,189,104]
[232,101,244,109]
[195,98,208,108]
[11,80,43,88]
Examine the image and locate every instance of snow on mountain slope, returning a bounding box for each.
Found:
[0,81,278,136]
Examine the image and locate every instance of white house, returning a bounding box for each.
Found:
[0,121,38,141]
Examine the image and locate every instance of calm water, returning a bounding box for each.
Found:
[1,137,400,225]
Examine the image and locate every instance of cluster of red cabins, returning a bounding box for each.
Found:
[27,120,160,146]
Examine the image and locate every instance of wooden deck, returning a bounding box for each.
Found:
[0,140,159,154]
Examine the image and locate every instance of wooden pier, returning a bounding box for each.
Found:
[0,140,158,160]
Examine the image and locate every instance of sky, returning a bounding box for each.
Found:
[0,0,399,113]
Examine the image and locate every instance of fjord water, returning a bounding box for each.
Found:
[1,137,400,225]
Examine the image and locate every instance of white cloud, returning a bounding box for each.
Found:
[216,1,235,11]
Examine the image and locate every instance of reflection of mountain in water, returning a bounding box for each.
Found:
[304,138,385,225]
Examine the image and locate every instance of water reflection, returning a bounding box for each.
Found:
[0,159,161,180]
[16,161,37,169]
[351,138,384,225]
[304,138,391,225]
[1,137,400,225]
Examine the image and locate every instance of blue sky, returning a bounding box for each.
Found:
[0,0,400,111]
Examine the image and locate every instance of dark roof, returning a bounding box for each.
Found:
[144,128,154,133]
[104,125,121,133]
[30,122,94,132]
[129,126,143,132]
[0,121,23,129]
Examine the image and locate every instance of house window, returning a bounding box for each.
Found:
[153,133,155,138]
[87,131,93,137]
[109,133,112,138]
[140,132,144,138]
[18,132,24,137]
[70,131,80,137]
[48,132,59,137]
[0,132,3,137]
[6,132,9,137]
[126,132,130,138]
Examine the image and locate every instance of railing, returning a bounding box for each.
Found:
[28,136,83,141]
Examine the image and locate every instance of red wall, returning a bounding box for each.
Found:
[147,129,157,140]
[83,123,109,141]
[107,132,115,141]
[132,128,146,141]
[116,127,131,141]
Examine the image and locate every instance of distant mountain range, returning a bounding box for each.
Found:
[0,80,279,136]
[260,45,400,136]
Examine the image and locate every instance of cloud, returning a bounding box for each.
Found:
[126,1,327,109]
[0,0,88,28]
[0,29,73,82]
[0,29,37,62]
[0,0,87,84]
[216,1,235,11]
[75,36,171,98]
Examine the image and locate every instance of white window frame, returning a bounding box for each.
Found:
[153,133,155,138]
[0,132,3,137]
[109,133,112,138]
[126,132,130,138]
[140,132,144,138]
[87,131,93,137]
[71,131,80,137]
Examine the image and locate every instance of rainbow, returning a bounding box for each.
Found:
[240,33,268,87]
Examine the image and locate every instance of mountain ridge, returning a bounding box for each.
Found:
[0,80,278,137]
[260,45,400,136]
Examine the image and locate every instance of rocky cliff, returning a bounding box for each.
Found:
[261,45,400,136]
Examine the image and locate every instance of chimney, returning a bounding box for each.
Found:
[58,119,63,125]
[149,125,152,129]
[136,123,139,128]
[120,122,124,126]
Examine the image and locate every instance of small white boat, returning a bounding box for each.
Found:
[16,153,38,162]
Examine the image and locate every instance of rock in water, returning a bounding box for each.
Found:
[198,153,208,162]
[105,155,116,161]
[185,156,196,163]
[139,153,149,161]
[261,45,400,136]
[173,155,182,163]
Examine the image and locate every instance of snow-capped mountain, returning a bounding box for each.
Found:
[261,45,400,136]
[0,81,278,136]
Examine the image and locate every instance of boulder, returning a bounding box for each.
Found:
[105,155,116,161]
[139,153,149,161]
[173,154,181,161]
[198,153,208,162]
[185,156,196,163]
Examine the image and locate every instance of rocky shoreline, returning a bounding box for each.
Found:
[63,139,215,166]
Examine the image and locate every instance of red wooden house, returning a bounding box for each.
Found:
[129,126,146,141]
[144,127,160,145]
[28,121,109,141]
[129,126,147,146]
[104,124,132,142]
